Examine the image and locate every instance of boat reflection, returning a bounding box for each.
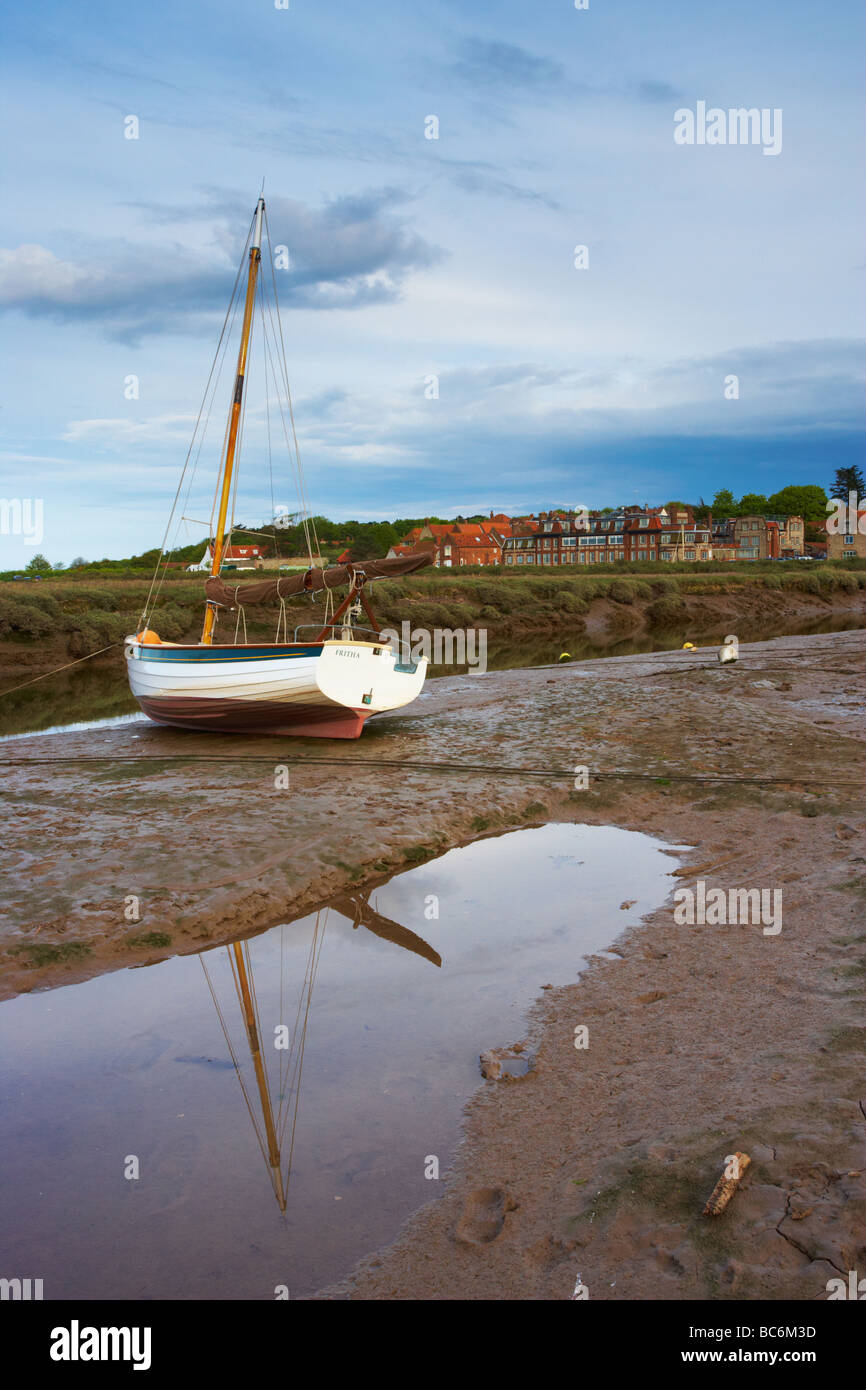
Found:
[200,893,441,1211]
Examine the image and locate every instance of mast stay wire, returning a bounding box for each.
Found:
[262,205,322,571]
[141,213,254,630]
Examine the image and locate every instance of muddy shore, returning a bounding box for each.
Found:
[2,630,865,1299]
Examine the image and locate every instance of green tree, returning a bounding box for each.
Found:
[25,553,54,576]
[340,521,402,560]
[765,484,828,521]
[830,466,865,500]
[737,492,769,515]
[711,489,736,518]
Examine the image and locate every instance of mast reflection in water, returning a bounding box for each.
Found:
[204,892,441,1213]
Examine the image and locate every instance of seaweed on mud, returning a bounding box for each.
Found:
[9,941,93,966]
[126,931,172,948]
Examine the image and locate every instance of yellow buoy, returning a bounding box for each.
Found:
[558,652,571,662]
[682,641,695,650]
[136,629,162,645]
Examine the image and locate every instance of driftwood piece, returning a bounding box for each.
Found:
[703,1152,751,1216]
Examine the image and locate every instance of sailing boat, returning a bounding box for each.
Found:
[125,194,432,738]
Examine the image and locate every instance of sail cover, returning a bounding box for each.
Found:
[205,550,433,608]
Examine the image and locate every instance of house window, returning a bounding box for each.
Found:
[685,550,695,560]
[845,534,854,544]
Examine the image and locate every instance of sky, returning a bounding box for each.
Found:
[0,0,863,563]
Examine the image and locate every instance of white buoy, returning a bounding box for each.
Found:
[718,634,739,664]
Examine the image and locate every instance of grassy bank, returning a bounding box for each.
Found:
[0,562,864,678]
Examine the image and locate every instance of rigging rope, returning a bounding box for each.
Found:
[141,215,253,629]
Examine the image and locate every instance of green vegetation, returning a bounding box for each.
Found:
[401,844,432,864]
[0,558,864,664]
[9,941,93,967]
[126,931,172,949]
[705,484,829,522]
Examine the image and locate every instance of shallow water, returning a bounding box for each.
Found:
[0,823,680,1300]
[0,609,862,740]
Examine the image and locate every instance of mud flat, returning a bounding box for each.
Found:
[2,630,865,1299]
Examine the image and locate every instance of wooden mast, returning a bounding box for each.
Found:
[232,940,287,1212]
[201,196,265,645]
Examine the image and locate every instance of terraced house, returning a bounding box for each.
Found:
[503,506,713,565]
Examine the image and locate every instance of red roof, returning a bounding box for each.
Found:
[223,544,265,559]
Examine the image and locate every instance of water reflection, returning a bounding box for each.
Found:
[208,897,440,1215]
[0,824,682,1298]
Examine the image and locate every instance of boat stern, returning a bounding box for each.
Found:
[316,639,428,714]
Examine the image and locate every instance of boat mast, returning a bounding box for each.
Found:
[232,941,287,1211]
[201,196,266,645]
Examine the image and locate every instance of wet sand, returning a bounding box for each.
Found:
[2,629,865,1299]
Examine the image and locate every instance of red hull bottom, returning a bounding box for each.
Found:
[138,696,371,739]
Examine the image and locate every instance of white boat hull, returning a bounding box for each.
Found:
[125,637,427,738]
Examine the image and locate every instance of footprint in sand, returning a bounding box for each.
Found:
[455,1187,516,1245]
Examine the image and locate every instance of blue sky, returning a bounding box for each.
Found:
[0,0,863,562]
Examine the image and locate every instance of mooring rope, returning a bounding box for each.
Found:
[2,752,863,790]
[0,641,125,698]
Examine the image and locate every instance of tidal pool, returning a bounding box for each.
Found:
[0,823,680,1299]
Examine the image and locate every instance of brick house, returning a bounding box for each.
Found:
[392,523,504,567]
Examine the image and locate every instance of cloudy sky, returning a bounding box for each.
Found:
[0,0,863,563]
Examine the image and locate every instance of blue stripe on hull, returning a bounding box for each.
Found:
[135,644,324,663]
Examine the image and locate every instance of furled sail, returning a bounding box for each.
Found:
[204,549,433,608]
